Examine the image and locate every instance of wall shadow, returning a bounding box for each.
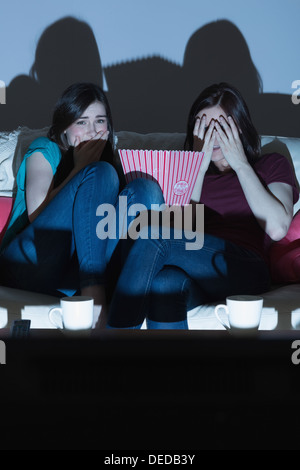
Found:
[106,19,300,137]
[1,17,299,138]
[105,56,184,133]
[182,19,263,132]
[0,16,104,131]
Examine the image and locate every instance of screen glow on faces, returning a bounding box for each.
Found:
[65,101,108,146]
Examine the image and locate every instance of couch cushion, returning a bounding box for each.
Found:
[115,131,186,151]
[187,283,300,330]
[0,285,60,329]
[0,128,22,197]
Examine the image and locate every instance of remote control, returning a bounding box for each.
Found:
[11,320,31,338]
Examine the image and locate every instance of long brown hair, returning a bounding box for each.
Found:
[48,82,114,152]
[185,82,261,161]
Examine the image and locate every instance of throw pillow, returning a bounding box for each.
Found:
[0,128,21,196]
[0,196,14,244]
[0,126,49,197]
[269,210,300,283]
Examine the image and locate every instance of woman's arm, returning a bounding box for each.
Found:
[26,150,84,222]
[190,115,215,203]
[234,164,293,241]
[215,116,294,241]
[26,152,55,222]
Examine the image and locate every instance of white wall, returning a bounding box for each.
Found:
[0,0,299,136]
[1,0,299,94]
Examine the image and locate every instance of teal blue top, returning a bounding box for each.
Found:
[1,137,62,251]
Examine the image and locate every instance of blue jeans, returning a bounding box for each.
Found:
[107,231,271,329]
[0,162,165,297]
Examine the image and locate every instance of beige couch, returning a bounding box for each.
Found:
[0,127,300,331]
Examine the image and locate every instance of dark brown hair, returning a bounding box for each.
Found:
[185,82,261,161]
[48,82,114,152]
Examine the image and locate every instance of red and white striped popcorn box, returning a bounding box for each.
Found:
[118,149,204,205]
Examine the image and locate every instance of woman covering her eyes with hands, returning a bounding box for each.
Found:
[0,82,164,327]
[107,82,299,329]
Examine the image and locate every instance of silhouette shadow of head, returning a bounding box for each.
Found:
[1,16,103,131]
[105,19,263,134]
[182,19,262,125]
[105,56,183,133]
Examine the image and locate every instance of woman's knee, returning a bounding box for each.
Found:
[149,267,191,324]
[87,161,119,192]
[151,266,190,295]
[90,162,119,186]
[124,178,165,208]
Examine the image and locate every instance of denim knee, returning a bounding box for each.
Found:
[87,161,119,194]
[151,266,189,295]
[148,266,191,324]
[124,178,165,208]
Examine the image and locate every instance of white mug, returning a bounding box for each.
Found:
[48,296,94,330]
[214,295,263,331]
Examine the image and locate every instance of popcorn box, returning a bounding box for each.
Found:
[118,149,204,206]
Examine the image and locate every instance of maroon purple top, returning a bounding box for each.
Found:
[200,153,299,262]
